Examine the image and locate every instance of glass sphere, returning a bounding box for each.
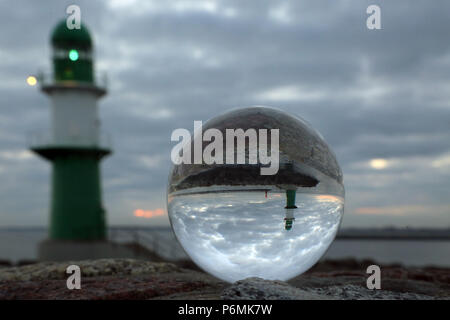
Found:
[167,106,344,283]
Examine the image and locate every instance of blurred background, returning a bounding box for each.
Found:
[0,1,449,267]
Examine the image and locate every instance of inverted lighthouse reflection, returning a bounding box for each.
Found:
[167,107,345,283]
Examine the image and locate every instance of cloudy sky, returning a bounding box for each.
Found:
[0,0,449,228]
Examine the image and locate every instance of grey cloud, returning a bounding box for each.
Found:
[0,0,449,228]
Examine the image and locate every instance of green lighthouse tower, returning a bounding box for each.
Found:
[31,20,110,243]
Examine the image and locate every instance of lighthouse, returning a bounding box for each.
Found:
[31,20,110,244]
[284,190,297,231]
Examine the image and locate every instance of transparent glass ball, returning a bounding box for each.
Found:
[167,106,344,283]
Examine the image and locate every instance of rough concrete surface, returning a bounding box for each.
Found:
[0,258,448,300]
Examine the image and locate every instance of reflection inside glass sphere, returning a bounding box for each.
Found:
[167,106,344,283]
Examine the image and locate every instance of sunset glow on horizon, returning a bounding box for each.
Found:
[370,158,388,170]
[134,208,166,218]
